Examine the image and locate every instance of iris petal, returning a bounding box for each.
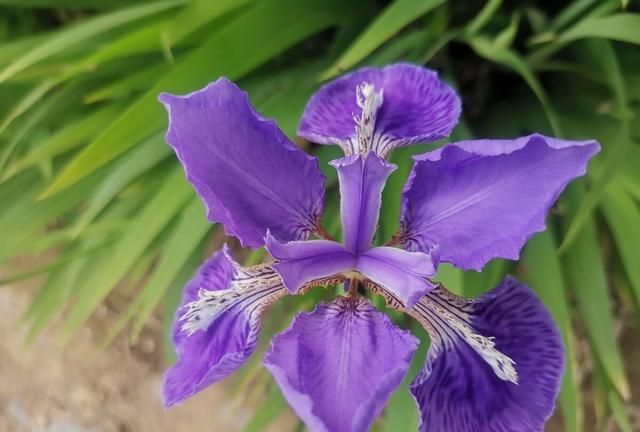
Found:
[160,78,325,248]
[409,277,564,432]
[298,63,461,156]
[164,246,286,407]
[401,134,600,271]
[330,152,396,254]
[357,246,436,308]
[264,297,418,432]
[265,233,354,293]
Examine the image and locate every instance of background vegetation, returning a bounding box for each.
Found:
[0,0,639,430]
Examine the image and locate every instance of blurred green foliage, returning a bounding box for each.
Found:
[0,0,639,430]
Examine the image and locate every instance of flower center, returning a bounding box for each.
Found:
[354,82,383,154]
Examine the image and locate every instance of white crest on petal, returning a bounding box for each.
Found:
[409,286,519,384]
[179,264,285,336]
[352,82,384,155]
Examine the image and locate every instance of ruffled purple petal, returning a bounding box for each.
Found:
[265,233,354,293]
[264,297,418,432]
[160,78,325,248]
[401,134,600,270]
[357,246,436,308]
[330,153,396,254]
[298,63,461,156]
[164,246,285,407]
[409,277,564,432]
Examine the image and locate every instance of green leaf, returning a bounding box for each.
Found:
[601,182,640,310]
[58,166,192,342]
[608,386,633,432]
[0,78,56,137]
[0,173,101,260]
[322,0,445,79]
[0,0,185,84]
[162,0,251,47]
[3,103,123,180]
[466,36,563,135]
[23,257,87,345]
[559,124,632,253]
[462,258,508,297]
[41,0,355,197]
[523,231,582,432]
[83,62,170,103]
[126,198,210,342]
[0,0,147,8]
[463,0,502,36]
[562,184,630,400]
[70,133,170,237]
[557,13,640,46]
[242,384,289,432]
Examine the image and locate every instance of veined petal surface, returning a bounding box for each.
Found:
[264,297,418,432]
[401,134,600,270]
[298,63,461,156]
[266,233,354,294]
[160,78,325,248]
[357,246,436,308]
[331,153,395,254]
[409,277,564,432]
[164,246,285,407]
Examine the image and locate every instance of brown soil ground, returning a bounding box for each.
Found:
[0,281,299,432]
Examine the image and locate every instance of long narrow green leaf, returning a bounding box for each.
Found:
[122,198,210,342]
[0,173,101,260]
[162,0,251,47]
[58,166,192,342]
[601,182,640,309]
[558,13,640,46]
[3,104,123,180]
[70,133,170,237]
[41,0,357,197]
[0,0,185,83]
[24,257,87,345]
[523,231,582,432]
[0,78,55,137]
[323,0,445,79]
[466,36,562,135]
[562,185,630,400]
[463,0,502,36]
[559,124,631,253]
[608,387,633,432]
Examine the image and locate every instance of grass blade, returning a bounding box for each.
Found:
[41,0,355,197]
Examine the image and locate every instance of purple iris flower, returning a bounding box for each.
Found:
[159,63,599,431]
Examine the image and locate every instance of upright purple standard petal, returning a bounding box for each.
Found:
[409,277,564,432]
[165,247,285,407]
[401,134,600,270]
[298,63,461,156]
[330,153,396,254]
[264,297,418,432]
[160,78,325,248]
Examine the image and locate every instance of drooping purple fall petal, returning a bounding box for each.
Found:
[264,297,418,432]
[160,78,325,248]
[298,63,461,156]
[164,247,285,407]
[331,153,396,254]
[400,134,600,271]
[409,277,564,432]
[265,234,354,293]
